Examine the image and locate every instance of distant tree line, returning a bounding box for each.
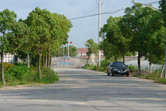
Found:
[0,7,72,85]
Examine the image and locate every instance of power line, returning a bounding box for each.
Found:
[69,8,125,20]
[69,1,159,21]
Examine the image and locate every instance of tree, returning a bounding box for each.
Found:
[101,16,131,63]
[99,38,111,69]
[48,13,72,66]
[159,0,166,79]
[25,8,51,79]
[23,7,72,79]
[85,39,98,65]
[138,9,165,73]
[0,9,17,85]
[122,3,156,74]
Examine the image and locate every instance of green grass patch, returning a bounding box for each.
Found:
[0,64,59,86]
[157,78,166,84]
[136,68,166,84]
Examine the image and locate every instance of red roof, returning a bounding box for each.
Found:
[77,48,88,54]
[77,48,103,54]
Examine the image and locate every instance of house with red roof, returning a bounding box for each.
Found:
[77,48,104,59]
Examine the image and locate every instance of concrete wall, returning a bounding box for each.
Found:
[51,56,146,68]
[51,57,88,68]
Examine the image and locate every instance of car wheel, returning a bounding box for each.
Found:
[107,69,110,76]
[112,72,114,76]
[126,73,129,77]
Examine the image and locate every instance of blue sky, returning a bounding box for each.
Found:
[0,0,159,48]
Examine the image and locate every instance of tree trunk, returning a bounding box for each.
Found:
[38,53,42,80]
[115,57,117,62]
[47,48,50,67]
[49,56,52,67]
[42,55,45,69]
[27,53,30,68]
[160,64,165,78]
[122,55,125,63]
[1,50,5,86]
[86,56,90,65]
[149,55,152,74]
[105,59,108,71]
[45,56,47,67]
[138,53,141,75]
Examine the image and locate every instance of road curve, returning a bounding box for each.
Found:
[0,68,166,111]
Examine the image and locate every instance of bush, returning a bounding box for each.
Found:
[158,78,166,84]
[0,64,59,86]
[89,65,97,70]
[83,64,90,69]
[0,63,14,71]
[40,67,59,83]
[98,66,105,72]
[128,64,137,72]
[5,64,32,82]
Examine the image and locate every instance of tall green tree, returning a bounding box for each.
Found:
[99,38,112,69]
[101,16,130,63]
[0,9,17,85]
[29,8,72,67]
[138,9,165,73]
[122,4,156,74]
[25,8,51,79]
[85,39,98,65]
[159,0,166,78]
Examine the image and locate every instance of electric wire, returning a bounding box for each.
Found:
[69,1,159,20]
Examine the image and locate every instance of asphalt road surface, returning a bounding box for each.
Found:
[0,68,166,111]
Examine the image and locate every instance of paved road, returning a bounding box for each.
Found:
[0,68,166,111]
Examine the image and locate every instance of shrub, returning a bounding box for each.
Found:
[89,65,97,70]
[98,66,105,72]
[0,63,14,71]
[40,68,59,83]
[158,78,166,84]
[5,64,32,82]
[83,64,90,69]
[128,64,137,72]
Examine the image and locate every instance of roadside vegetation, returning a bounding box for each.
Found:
[83,60,166,84]
[0,63,59,87]
[0,7,72,86]
[84,1,166,84]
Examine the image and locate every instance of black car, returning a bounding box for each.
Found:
[107,62,129,76]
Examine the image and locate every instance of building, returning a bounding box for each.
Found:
[77,48,104,58]
[0,53,15,63]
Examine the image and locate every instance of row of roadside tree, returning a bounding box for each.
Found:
[99,1,166,75]
[0,7,72,86]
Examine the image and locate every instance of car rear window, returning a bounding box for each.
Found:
[113,62,125,67]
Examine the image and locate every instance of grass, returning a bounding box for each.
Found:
[0,63,59,87]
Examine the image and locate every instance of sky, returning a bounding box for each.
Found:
[0,0,159,48]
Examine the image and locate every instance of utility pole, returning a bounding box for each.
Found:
[98,0,101,67]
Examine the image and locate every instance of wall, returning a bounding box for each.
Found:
[51,57,88,68]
